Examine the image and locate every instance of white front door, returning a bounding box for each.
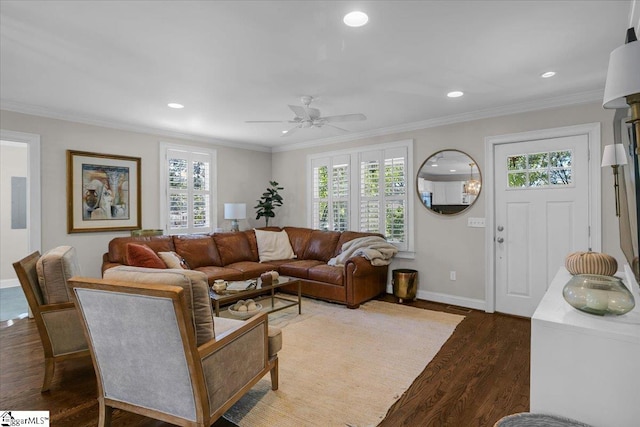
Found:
[494,134,591,317]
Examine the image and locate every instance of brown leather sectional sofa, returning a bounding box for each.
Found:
[102,227,389,308]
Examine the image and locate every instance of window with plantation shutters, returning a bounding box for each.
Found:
[308,140,413,253]
[161,144,216,234]
[359,147,408,248]
[311,155,350,231]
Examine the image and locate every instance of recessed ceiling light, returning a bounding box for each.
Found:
[431,164,438,167]
[447,91,464,98]
[344,11,368,27]
[282,130,288,134]
[541,71,556,78]
[450,169,457,172]
[168,103,184,109]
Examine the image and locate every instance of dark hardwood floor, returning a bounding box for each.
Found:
[0,296,529,426]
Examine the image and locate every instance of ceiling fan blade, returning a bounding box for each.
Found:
[322,113,367,123]
[326,124,349,132]
[281,126,300,137]
[245,120,294,123]
[288,105,310,120]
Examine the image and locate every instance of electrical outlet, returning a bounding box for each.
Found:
[467,217,486,228]
[450,271,456,281]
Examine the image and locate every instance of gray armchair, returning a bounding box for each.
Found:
[12,247,90,392]
[69,275,281,427]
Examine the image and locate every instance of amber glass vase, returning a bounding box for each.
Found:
[563,274,635,316]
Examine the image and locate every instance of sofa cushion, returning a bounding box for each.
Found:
[36,245,81,304]
[104,266,215,346]
[255,229,296,263]
[279,260,324,279]
[213,232,256,265]
[194,266,244,284]
[283,227,313,259]
[225,261,274,280]
[108,235,175,264]
[173,234,221,268]
[303,230,341,262]
[243,230,259,261]
[125,244,167,269]
[158,251,188,269]
[308,264,344,286]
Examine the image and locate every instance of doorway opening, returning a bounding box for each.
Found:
[0,130,41,321]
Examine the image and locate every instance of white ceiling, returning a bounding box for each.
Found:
[0,1,635,151]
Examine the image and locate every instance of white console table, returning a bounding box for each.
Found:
[531,267,640,427]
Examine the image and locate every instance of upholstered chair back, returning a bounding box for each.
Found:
[13,248,89,392]
[68,277,281,427]
[73,280,203,422]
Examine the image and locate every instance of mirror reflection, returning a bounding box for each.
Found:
[417,150,482,215]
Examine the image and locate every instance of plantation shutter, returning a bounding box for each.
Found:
[166,148,212,234]
[359,147,408,250]
[311,155,350,231]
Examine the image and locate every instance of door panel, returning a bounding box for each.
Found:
[495,135,590,317]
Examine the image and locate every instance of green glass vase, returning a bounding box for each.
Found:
[563,274,635,316]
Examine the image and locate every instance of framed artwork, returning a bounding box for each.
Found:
[67,150,141,233]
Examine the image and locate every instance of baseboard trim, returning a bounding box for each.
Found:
[417,290,486,311]
[384,285,486,311]
[0,279,20,289]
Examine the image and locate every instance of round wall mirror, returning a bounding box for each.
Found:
[416,150,482,215]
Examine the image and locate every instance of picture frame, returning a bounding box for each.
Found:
[67,150,141,233]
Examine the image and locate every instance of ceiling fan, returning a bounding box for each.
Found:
[246,95,366,136]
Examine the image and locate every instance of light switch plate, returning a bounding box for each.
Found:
[468,217,485,228]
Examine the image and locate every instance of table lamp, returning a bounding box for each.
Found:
[224,203,246,232]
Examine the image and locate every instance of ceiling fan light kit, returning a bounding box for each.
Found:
[246,96,367,137]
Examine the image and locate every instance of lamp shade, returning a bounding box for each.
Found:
[601,144,628,167]
[603,37,640,109]
[224,203,246,220]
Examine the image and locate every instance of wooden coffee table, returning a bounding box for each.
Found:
[209,275,302,317]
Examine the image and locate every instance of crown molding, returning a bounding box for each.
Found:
[0,99,272,153]
[272,89,604,153]
[2,88,603,155]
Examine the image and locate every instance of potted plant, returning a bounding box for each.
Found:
[255,181,284,226]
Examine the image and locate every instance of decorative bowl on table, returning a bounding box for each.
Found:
[562,274,635,316]
[227,299,262,319]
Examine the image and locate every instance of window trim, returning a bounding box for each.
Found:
[307,139,414,254]
[159,142,217,234]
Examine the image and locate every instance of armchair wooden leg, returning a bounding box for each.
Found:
[270,356,279,390]
[41,357,55,392]
[98,398,112,427]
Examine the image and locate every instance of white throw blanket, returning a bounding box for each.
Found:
[328,236,399,267]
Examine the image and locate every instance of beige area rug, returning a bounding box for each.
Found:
[223,297,464,427]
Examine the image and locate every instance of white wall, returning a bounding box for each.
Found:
[0,109,272,278]
[0,142,28,283]
[0,102,625,308]
[273,102,622,306]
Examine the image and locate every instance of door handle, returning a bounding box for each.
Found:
[497,237,504,243]
[497,225,504,231]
